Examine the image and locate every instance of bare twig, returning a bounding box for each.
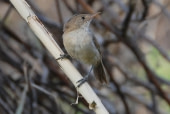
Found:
[122,36,170,105]
[152,0,170,19]
[55,0,63,25]
[142,36,170,62]
[121,0,135,36]
[0,4,12,28]
[141,0,149,21]
[16,83,28,114]
[106,55,158,94]
[63,0,76,13]
[23,63,33,114]
[104,62,130,114]
[151,92,158,114]
[0,98,13,114]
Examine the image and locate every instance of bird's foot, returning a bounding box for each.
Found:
[76,75,89,87]
[56,54,70,60]
[76,66,93,87]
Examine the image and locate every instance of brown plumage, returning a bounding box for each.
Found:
[63,13,108,85]
[93,60,108,83]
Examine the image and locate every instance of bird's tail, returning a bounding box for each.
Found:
[93,60,108,84]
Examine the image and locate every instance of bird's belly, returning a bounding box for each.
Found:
[63,33,100,65]
[75,43,100,64]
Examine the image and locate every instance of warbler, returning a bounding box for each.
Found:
[62,12,108,87]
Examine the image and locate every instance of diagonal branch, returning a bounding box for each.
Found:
[9,0,109,113]
[143,36,170,62]
[55,0,63,25]
[121,0,135,36]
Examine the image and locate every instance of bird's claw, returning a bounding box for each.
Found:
[56,54,70,60]
[76,75,89,87]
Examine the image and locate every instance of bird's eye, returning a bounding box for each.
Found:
[81,16,85,20]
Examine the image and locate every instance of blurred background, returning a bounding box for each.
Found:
[0,0,170,114]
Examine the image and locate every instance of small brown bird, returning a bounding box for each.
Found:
[62,12,108,87]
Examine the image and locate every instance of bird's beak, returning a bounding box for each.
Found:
[85,12,101,22]
[90,12,101,19]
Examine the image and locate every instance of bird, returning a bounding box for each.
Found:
[61,12,108,87]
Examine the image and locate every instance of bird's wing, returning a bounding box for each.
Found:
[92,34,102,56]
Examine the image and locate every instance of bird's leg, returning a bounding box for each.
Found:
[77,66,94,87]
[56,54,71,60]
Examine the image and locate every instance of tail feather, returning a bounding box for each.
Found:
[93,61,108,84]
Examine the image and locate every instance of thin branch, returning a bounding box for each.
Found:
[141,0,149,21]
[75,0,80,13]
[55,0,63,25]
[104,63,130,114]
[102,39,121,47]
[151,92,158,114]
[143,36,170,62]
[77,0,120,37]
[15,84,28,114]
[122,88,153,111]
[122,36,170,106]
[106,55,158,94]
[103,53,130,114]
[23,63,33,114]
[109,84,154,112]
[27,0,61,28]
[62,0,76,13]
[0,4,12,28]
[121,0,135,37]
[152,0,170,19]
[110,0,128,12]
[0,98,13,114]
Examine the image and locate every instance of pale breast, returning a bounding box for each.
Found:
[63,29,100,65]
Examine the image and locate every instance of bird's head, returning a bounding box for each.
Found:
[63,12,100,32]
